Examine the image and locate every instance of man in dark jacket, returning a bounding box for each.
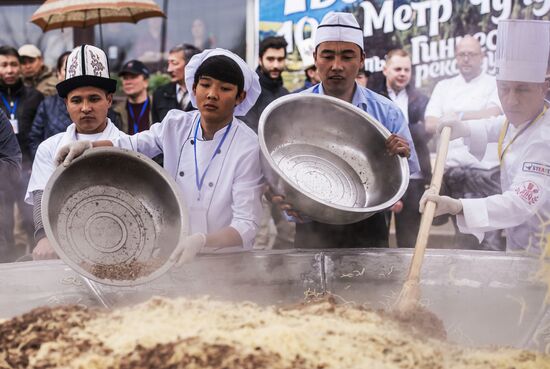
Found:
[113,60,153,134]
[18,44,58,97]
[28,51,72,157]
[0,45,44,251]
[376,49,431,248]
[0,108,21,262]
[0,46,44,167]
[240,36,289,133]
[151,44,201,123]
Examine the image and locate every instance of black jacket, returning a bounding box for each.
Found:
[239,67,289,133]
[28,94,71,158]
[376,81,432,183]
[151,82,195,123]
[0,79,44,170]
[0,109,21,256]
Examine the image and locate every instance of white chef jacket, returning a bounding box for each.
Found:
[425,73,502,169]
[113,109,263,249]
[456,110,550,253]
[25,120,124,205]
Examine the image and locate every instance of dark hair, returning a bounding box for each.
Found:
[259,36,288,58]
[193,55,244,96]
[169,43,201,63]
[0,45,20,59]
[56,51,71,73]
[304,65,316,82]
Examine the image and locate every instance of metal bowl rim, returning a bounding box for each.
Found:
[258,93,410,213]
[42,147,189,286]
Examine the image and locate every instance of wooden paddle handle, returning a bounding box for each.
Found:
[406,126,452,282]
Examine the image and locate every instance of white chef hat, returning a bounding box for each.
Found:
[185,48,261,116]
[314,12,364,52]
[496,19,550,83]
[57,44,116,98]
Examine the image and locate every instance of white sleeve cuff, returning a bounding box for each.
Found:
[465,121,489,161]
[230,220,257,250]
[457,198,487,243]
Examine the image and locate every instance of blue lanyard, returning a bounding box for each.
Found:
[127,97,149,133]
[193,117,232,199]
[0,93,18,118]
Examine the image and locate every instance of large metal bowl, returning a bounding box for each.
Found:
[259,93,409,224]
[42,147,189,286]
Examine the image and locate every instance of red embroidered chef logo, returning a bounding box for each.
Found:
[515,181,540,205]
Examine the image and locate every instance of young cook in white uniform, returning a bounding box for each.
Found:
[420,20,550,254]
[57,49,263,265]
[26,45,126,260]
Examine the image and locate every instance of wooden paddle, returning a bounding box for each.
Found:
[395,126,452,314]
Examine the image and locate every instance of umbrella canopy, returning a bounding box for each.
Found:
[30,0,165,31]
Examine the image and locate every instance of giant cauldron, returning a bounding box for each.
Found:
[1,249,548,353]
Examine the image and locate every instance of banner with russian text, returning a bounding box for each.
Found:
[259,0,550,92]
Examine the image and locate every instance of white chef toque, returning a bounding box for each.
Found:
[314,12,364,52]
[185,48,261,116]
[496,19,550,83]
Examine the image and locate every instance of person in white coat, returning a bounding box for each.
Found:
[56,49,264,265]
[26,45,126,260]
[420,19,550,255]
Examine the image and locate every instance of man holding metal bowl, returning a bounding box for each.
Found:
[26,45,126,260]
[269,12,420,249]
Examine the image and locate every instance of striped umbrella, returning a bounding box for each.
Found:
[30,0,165,31]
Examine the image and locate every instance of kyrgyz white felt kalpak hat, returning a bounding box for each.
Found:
[57,44,117,98]
[314,12,364,52]
[496,19,550,83]
[185,48,261,116]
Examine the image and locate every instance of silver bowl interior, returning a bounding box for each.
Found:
[259,94,409,212]
[43,147,188,286]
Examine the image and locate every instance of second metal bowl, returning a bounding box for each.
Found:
[258,93,409,225]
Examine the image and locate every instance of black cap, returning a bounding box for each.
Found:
[119,60,150,78]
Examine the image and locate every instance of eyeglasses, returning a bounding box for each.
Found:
[456,52,481,59]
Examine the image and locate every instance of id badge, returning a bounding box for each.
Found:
[189,206,208,235]
[9,118,18,134]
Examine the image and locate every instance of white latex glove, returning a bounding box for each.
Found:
[419,187,463,217]
[170,233,207,267]
[55,140,93,167]
[438,113,470,140]
[32,237,58,260]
